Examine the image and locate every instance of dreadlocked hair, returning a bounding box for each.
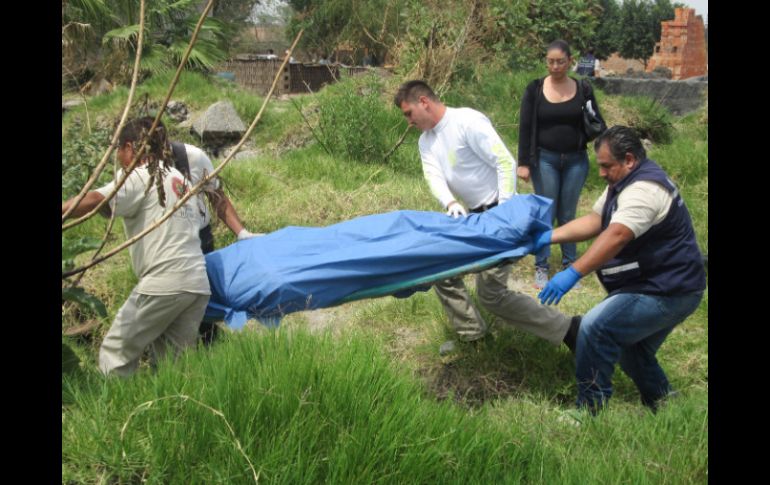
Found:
[118,117,174,207]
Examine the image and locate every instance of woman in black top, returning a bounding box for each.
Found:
[517,39,604,289]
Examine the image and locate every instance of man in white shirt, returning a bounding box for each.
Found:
[395,80,577,355]
[62,118,210,376]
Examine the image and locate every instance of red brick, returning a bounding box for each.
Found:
[647,8,707,80]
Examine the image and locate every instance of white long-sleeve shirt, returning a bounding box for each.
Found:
[417,107,517,210]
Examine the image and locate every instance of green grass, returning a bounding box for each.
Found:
[63,330,525,484]
[61,70,303,148]
[63,328,707,484]
[62,70,708,484]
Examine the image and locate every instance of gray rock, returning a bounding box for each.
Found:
[219,143,261,160]
[233,149,261,160]
[62,97,84,113]
[192,100,247,145]
[166,100,189,122]
[178,113,197,129]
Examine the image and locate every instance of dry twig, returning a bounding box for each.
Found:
[62,30,305,278]
[63,0,216,230]
[61,0,151,223]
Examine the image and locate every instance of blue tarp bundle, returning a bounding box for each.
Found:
[204,194,553,329]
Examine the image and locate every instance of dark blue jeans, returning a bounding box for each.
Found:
[531,148,589,270]
[198,224,217,344]
[575,291,704,411]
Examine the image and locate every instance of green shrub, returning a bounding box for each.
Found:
[314,74,420,174]
[62,121,114,200]
[623,96,674,144]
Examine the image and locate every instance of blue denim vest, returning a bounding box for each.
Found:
[598,158,706,296]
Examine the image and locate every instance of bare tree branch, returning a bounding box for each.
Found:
[383,125,411,163]
[61,0,150,222]
[63,0,216,230]
[63,29,306,278]
[290,95,331,156]
[354,10,390,49]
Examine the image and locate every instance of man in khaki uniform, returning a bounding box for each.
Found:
[62,118,210,376]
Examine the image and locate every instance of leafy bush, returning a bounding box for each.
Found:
[62,236,108,319]
[62,120,114,200]
[62,236,109,376]
[313,74,420,174]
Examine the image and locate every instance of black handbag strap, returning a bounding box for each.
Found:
[579,78,592,105]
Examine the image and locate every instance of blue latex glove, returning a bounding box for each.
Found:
[532,230,552,253]
[539,266,582,305]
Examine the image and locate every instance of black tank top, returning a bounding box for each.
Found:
[536,86,583,153]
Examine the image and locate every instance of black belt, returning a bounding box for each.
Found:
[469,201,498,213]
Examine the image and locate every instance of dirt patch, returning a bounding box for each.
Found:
[296,302,364,336]
[385,327,426,361]
[426,362,524,406]
[418,357,573,408]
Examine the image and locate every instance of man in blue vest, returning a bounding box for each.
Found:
[575,49,597,77]
[533,125,706,413]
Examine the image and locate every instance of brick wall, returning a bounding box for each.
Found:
[219,58,291,95]
[646,8,708,80]
[289,64,341,93]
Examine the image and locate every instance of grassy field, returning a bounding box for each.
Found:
[62,70,708,484]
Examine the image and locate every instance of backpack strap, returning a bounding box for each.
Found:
[170,141,191,180]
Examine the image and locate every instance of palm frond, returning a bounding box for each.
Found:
[169,38,227,70]
[64,0,111,22]
[139,44,175,75]
[102,23,141,48]
[64,0,116,32]
[154,0,201,17]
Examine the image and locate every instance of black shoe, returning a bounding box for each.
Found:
[563,316,581,353]
[643,389,680,413]
[199,321,220,347]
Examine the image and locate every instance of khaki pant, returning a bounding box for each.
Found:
[99,290,210,377]
[433,262,570,345]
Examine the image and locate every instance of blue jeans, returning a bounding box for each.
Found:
[531,148,589,270]
[575,291,704,411]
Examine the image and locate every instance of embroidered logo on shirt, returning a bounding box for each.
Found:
[171,176,188,197]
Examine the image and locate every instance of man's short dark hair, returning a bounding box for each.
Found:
[594,125,646,162]
[394,80,439,107]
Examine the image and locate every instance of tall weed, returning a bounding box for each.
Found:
[314,74,420,174]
